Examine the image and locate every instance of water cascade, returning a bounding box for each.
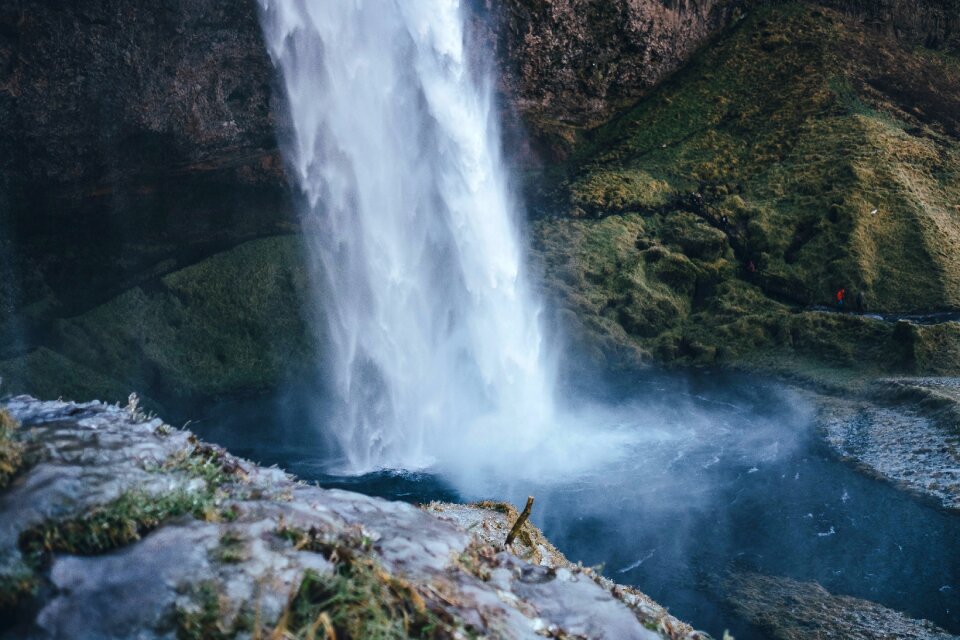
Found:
[258,0,563,475]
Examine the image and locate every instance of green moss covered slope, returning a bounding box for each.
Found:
[535,2,960,382]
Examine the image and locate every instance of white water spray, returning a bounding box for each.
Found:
[258,0,591,477]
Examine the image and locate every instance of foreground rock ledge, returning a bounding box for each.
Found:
[0,396,703,640]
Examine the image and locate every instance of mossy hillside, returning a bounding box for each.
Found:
[561,3,960,310]
[535,2,960,377]
[0,236,318,413]
[535,214,928,382]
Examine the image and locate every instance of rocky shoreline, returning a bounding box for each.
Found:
[815,380,960,512]
[725,573,957,640]
[0,396,704,640]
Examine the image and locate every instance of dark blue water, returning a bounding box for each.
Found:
[192,372,960,639]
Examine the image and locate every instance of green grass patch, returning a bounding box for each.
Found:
[175,581,253,640]
[273,524,457,640]
[0,409,22,489]
[0,561,38,611]
[17,489,218,567]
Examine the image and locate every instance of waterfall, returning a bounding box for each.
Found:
[258,0,559,474]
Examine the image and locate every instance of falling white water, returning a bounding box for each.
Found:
[258,0,597,478]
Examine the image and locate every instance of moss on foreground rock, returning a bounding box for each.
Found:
[0,410,21,490]
[533,2,960,383]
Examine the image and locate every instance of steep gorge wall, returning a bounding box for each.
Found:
[0,0,743,364]
[1,0,956,404]
[477,0,744,158]
[5,0,949,335]
[0,0,291,356]
[815,0,960,49]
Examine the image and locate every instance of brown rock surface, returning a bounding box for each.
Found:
[816,0,960,50]
[477,0,743,159]
[0,0,293,348]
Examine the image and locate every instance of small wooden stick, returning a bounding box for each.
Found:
[505,496,534,546]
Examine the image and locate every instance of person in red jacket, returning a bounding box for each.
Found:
[836,287,846,309]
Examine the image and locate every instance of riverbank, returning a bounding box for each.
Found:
[725,573,957,640]
[812,378,960,513]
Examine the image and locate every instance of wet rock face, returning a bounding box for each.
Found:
[815,0,960,50]
[0,0,293,340]
[477,0,743,159]
[0,1,278,185]
[0,0,744,329]
[0,396,689,640]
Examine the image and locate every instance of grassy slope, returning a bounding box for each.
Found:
[534,2,960,384]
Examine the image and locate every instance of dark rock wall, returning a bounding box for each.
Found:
[2,0,949,331]
[0,0,292,354]
[814,0,960,50]
[478,0,744,159]
[0,0,747,358]
[479,0,958,159]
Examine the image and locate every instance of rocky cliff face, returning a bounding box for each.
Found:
[477,0,744,158]
[0,0,748,404]
[534,1,960,380]
[1,0,958,407]
[482,0,959,159]
[816,0,960,49]
[0,0,291,353]
[0,0,746,340]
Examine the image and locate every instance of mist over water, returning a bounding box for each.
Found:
[189,372,960,638]
[258,0,579,475]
